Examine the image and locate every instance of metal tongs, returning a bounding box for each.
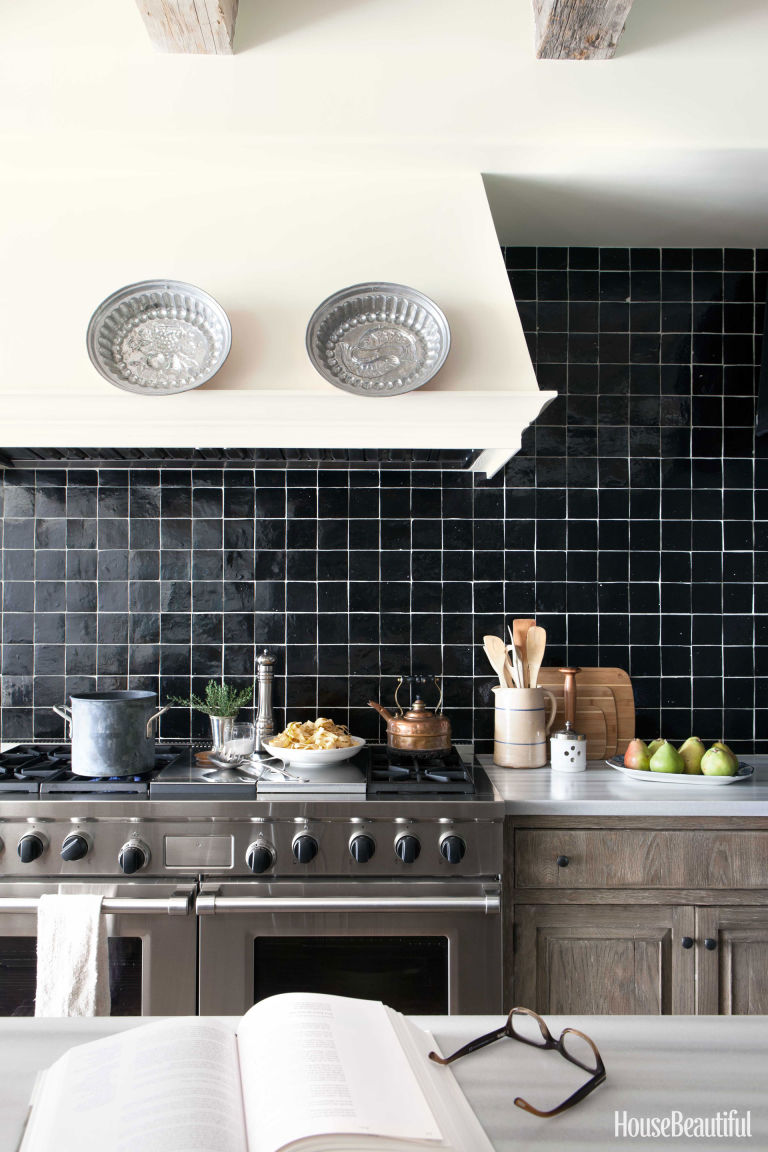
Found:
[209,750,309,784]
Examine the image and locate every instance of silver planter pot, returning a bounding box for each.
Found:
[209,715,235,752]
[53,691,168,777]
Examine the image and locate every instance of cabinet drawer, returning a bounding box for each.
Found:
[515,830,768,889]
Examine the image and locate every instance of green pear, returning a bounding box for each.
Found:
[649,740,685,773]
[678,736,706,774]
[624,738,650,770]
[701,745,737,777]
[711,741,738,772]
[647,739,665,757]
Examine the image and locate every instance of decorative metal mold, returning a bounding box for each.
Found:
[86,280,231,396]
[306,282,450,397]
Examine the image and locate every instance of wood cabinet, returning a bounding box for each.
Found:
[696,907,768,1015]
[514,904,695,1015]
[507,818,768,1017]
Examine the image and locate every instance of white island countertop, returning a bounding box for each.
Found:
[1,1014,764,1151]
[483,755,768,816]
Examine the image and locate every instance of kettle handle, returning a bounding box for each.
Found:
[52,705,72,736]
[395,674,444,715]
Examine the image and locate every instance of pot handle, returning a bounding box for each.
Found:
[146,705,170,738]
[52,705,72,736]
[543,690,558,734]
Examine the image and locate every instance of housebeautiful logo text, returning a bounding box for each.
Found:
[615,1110,752,1140]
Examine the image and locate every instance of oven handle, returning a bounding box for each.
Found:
[0,892,194,916]
[196,892,501,915]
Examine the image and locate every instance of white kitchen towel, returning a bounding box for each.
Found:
[35,893,111,1016]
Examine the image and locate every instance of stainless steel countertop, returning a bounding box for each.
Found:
[483,755,768,817]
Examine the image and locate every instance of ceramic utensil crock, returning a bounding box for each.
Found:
[492,686,557,768]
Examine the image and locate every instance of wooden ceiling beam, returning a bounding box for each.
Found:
[135,0,239,54]
[533,0,634,59]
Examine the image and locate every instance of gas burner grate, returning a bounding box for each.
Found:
[366,747,477,795]
[0,745,181,796]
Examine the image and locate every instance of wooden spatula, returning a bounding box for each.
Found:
[510,618,535,687]
[512,618,536,651]
[526,625,547,689]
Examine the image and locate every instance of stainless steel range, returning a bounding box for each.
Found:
[0,743,504,1018]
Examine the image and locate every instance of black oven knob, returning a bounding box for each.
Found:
[349,834,375,864]
[119,840,149,875]
[17,833,46,863]
[61,833,90,862]
[292,834,318,864]
[439,834,466,864]
[246,842,275,874]
[395,833,421,864]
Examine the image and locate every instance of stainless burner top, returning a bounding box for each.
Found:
[0,743,494,801]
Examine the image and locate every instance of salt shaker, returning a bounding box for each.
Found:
[254,649,276,752]
[550,721,587,772]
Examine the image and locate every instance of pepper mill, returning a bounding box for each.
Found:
[254,649,277,752]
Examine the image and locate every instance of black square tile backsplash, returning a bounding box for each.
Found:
[1,247,766,753]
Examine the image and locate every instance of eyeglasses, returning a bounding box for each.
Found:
[428,1006,606,1118]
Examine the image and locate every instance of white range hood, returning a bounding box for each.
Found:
[0,171,554,476]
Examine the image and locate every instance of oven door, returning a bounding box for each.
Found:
[197,879,502,1016]
[0,880,197,1017]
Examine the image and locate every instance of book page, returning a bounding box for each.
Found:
[387,1014,495,1152]
[237,994,444,1152]
[23,1018,247,1152]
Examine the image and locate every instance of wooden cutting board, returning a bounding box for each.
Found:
[548,687,618,757]
[552,703,606,760]
[539,667,635,757]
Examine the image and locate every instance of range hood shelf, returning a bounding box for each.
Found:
[0,172,554,477]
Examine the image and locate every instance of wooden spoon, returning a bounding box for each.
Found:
[483,635,512,688]
[526,625,547,689]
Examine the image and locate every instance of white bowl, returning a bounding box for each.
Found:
[263,736,366,768]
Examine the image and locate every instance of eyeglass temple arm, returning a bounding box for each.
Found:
[514,1069,607,1119]
[428,1025,508,1066]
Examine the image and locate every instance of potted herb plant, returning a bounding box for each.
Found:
[170,681,253,751]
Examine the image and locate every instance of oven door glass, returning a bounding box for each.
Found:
[0,937,142,1017]
[198,880,502,1016]
[253,936,449,1014]
[0,881,197,1017]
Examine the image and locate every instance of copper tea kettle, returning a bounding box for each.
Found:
[369,675,452,754]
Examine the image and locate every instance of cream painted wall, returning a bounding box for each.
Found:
[2,0,768,243]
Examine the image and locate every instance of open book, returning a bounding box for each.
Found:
[20,993,494,1152]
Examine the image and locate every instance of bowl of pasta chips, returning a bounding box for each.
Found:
[265,718,365,767]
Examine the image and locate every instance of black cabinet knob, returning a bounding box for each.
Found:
[61,834,89,862]
[17,834,45,864]
[246,844,275,874]
[395,834,421,864]
[292,835,318,864]
[349,835,375,864]
[556,855,569,868]
[440,835,466,865]
[704,937,717,951]
[118,842,148,875]
[681,936,694,949]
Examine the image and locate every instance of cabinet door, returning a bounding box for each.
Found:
[513,904,695,1015]
[696,907,768,1015]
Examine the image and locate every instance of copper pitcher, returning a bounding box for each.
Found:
[369,675,452,754]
